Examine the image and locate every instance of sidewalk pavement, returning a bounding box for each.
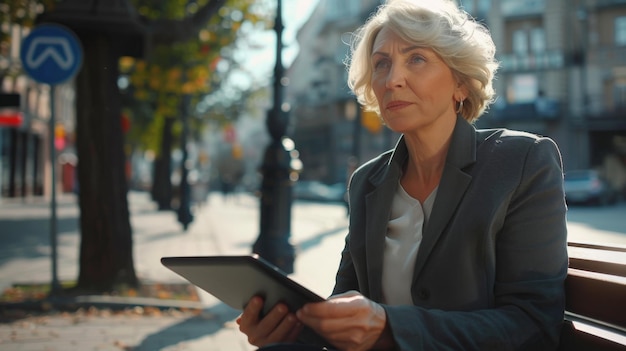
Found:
[0,190,349,350]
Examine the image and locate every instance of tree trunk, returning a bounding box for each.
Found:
[151,116,174,210]
[74,32,138,292]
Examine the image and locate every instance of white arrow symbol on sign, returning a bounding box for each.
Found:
[25,36,75,70]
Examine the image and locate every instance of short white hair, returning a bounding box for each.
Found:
[346,0,499,122]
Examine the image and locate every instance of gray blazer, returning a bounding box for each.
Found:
[333,116,568,350]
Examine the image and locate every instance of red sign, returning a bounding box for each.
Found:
[121,113,130,133]
[223,124,236,143]
[0,111,23,127]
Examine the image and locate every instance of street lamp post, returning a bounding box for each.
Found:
[177,93,194,231]
[252,0,301,273]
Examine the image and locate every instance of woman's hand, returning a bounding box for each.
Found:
[297,291,394,351]
[236,296,303,347]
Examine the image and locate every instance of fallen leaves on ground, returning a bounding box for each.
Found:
[0,282,200,303]
[0,282,203,323]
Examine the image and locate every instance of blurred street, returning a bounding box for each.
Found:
[0,191,349,350]
[566,202,626,246]
[0,191,625,350]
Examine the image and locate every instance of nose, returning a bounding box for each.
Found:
[385,64,405,89]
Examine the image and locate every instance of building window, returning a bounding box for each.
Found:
[530,28,545,53]
[615,16,626,46]
[512,30,528,54]
[507,74,538,103]
[512,27,544,55]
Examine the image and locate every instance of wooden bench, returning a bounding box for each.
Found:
[558,242,626,350]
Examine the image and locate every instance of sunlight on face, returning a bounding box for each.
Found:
[370,26,460,134]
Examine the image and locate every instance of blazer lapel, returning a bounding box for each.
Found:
[364,139,406,302]
[412,116,476,281]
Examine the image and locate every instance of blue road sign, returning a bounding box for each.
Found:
[20,24,83,85]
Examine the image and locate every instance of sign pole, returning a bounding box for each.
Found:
[49,85,61,294]
[20,24,83,296]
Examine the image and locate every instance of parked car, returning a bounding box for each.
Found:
[293,180,346,203]
[564,169,619,206]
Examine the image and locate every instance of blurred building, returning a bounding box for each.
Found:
[466,0,626,192]
[0,21,75,200]
[287,0,626,194]
[286,0,397,185]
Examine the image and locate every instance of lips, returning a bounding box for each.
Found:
[385,101,412,110]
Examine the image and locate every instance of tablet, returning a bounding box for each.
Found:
[160,254,330,347]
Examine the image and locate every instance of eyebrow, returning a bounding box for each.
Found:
[371,45,424,57]
[401,45,422,54]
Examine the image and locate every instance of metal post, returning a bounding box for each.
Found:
[177,94,193,230]
[253,0,300,273]
[49,85,61,294]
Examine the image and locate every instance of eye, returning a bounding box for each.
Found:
[373,57,390,71]
[408,54,425,64]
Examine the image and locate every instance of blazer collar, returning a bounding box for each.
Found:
[364,115,477,301]
[368,115,476,187]
[445,115,477,170]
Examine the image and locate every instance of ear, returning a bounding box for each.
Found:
[454,82,468,102]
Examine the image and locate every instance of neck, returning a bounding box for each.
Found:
[400,117,456,201]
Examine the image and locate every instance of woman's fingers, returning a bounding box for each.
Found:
[264,309,301,342]
[299,290,368,320]
[285,320,305,342]
[297,292,388,351]
[237,296,264,329]
[237,297,301,347]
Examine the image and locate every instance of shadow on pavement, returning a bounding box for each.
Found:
[296,226,346,252]
[136,229,188,244]
[232,225,347,254]
[0,216,79,266]
[135,302,241,350]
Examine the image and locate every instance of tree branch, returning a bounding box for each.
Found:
[146,0,228,46]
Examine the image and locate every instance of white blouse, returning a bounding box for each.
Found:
[381,182,437,305]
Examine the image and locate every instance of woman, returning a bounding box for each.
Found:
[238,0,568,350]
